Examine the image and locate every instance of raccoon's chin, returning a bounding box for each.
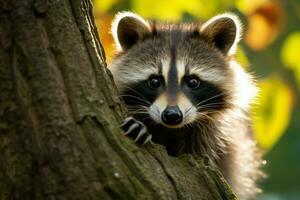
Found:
[149,115,196,129]
[160,123,185,129]
[160,118,197,129]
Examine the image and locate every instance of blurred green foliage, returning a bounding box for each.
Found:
[94,0,300,199]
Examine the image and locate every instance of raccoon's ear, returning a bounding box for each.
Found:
[112,12,151,51]
[200,13,242,55]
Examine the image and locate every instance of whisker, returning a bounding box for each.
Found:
[120,94,151,106]
[196,102,227,111]
[196,92,227,107]
[122,86,152,104]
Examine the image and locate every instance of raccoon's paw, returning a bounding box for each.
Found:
[121,117,152,145]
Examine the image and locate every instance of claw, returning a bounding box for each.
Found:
[121,117,152,145]
[142,134,152,145]
[124,123,139,135]
[121,116,134,127]
[133,126,147,142]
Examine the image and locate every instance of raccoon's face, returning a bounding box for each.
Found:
[110,12,254,128]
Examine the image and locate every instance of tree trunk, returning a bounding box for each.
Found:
[0,0,237,199]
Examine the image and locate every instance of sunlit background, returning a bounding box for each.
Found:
[93,0,300,199]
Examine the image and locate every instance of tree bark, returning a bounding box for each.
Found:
[0,0,237,199]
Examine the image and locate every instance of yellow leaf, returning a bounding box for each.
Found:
[252,75,293,150]
[244,2,283,50]
[245,13,273,50]
[94,0,119,13]
[95,15,115,62]
[281,32,300,87]
[131,0,223,21]
[235,0,268,14]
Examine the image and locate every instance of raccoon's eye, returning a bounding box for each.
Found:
[186,76,200,88]
[148,76,161,89]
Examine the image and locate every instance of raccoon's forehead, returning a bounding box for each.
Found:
[177,39,229,83]
[110,33,230,87]
[124,53,226,82]
[111,42,166,83]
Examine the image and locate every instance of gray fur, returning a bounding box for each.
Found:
[109,12,264,200]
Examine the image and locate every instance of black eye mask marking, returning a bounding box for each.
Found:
[182,77,227,112]
[122,76,164,107]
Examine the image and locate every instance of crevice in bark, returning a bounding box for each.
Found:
[147,147,180,198]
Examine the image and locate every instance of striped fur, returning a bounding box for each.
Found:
[109,12,264,200]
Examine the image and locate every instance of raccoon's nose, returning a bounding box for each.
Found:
[162,106,183,125]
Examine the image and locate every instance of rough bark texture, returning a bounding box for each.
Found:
[0,0,237,199]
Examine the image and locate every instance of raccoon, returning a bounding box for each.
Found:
[109,12,264,199]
